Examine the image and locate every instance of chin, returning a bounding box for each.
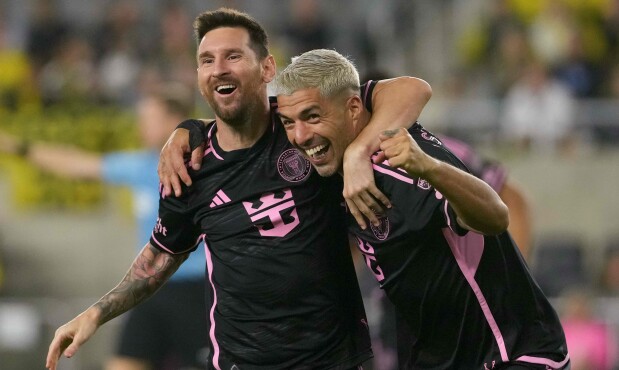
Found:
[314,165,337,177]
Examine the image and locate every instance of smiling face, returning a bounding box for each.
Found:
[196,26,275,126]
[277,88,361,177]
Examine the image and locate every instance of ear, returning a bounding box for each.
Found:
[347,95,363,121]
[262,55,276,83]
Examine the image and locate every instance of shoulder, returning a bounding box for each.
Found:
[410,124,468,171]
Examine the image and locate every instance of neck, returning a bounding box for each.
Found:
[215,97,270,151]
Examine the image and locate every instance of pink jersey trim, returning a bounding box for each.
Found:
[442,228,509,362]
[363,80,373,107]
[515,353,570,369]
[149,234,201,255]
[372,163,414,184]
[205,124,223,160]
[202,235,221,370]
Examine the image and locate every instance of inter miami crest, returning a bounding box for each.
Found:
[370,215,390,240]
[277,149,312,182]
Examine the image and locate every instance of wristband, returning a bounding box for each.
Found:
[176,119,207,151]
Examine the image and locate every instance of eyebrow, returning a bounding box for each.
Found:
[197,47,245,59]
[279,105,320,121]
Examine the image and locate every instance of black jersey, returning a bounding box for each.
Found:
[350,122,569,369]
[150,98,371,369]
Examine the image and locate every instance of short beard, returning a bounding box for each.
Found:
[207,96,255,128]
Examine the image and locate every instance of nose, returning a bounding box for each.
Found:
[211,58,230,78]
[295,121,313,146]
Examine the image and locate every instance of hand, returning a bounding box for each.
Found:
[343,144,392,230]
[46,309,100,370]
[158,129,204,197]
[378,128,437,177]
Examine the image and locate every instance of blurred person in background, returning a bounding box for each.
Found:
[280,0,332,58]
[500,58,576,155]
[151,1,197,97]
[559,288,618,370]
[0,84,208,370]
[37,33,97,106]
[93,0,146,107]
[25,0,70,78]
[600,241,619,296]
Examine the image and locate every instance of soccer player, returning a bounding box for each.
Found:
[273,49,570,369]
[45,8,432,370]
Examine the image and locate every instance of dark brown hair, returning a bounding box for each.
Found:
[193,8,269,59]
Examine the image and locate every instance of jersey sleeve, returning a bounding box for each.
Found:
[411,125,471,236]
[149,189,202,255]
[360,80,377,112]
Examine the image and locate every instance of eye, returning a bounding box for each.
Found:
[199,58,213,66]
[280,118,295,128]
[228,54,241,61]
[307,114,320,122]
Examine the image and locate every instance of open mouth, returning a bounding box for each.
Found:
[215,84,237,95]
[305,144,329,160]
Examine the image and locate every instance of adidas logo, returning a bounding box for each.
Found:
[210,189,231,208]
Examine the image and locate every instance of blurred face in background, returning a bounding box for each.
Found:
[137,96,178,149]
[196,26,275,126]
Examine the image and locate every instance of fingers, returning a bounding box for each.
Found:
[345,199,367,230]
[372,151,386,164]
[368,186,392,210]
[157,162,173,197]
[345,191,389,229]
[62,333,85,359]
[46,332,73,370]
[190,145,204,170]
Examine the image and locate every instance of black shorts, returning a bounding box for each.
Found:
[115,279,208,369]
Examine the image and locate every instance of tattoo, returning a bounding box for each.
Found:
[382,129,399,137]
[93,244,188,324]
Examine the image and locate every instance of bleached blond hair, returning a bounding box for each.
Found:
[274,49,360,98]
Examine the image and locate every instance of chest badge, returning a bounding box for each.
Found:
[370,215,390,240]
[277,149,312,182]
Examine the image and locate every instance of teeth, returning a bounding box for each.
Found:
[305,145,326,156]
[216,84,235,92]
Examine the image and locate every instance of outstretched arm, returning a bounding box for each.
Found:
[379,128,509,234]
[344,77,432,229]
[45,243,187,370]
[0,132,102,180]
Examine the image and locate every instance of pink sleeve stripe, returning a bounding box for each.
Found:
[202,235,221,370]
[372,164,414,184]
[363,80,373,108]
[149,233,202,254]
[515,354,570,369]
[442,228,509,362]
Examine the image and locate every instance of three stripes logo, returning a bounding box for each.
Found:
[210,189,231,208]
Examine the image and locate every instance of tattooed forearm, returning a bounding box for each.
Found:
[93,243,188,325]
